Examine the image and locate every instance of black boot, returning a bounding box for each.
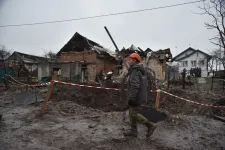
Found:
[145,121,156,137]
[124,125,138,137]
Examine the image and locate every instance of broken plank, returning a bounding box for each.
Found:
[40,75,56,114]
[213,115,225,123]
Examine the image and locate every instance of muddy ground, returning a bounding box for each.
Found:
[0,84,225,150]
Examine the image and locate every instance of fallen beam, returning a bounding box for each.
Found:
[40,75,56,114]
[213,115,225,123]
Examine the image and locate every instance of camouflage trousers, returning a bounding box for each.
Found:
[129,106,148,126]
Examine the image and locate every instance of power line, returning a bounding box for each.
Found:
[0,0,203,28]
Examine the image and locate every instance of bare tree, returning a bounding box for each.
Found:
[208,49,224,71]
[0,45,11,88]
[0,46,11,60]
[42,49,57,75]
[199,0,225,70]
[208,55,215,71]
[43,50,57,62]
[214,49,225,70]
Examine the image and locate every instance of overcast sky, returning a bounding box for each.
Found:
[0,0,217,57]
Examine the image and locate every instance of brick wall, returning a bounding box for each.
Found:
[146,58,166,80]
[60,51,117,82]
[60,50,97,63]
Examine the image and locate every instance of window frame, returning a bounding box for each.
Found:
[181,61,188,67]
[191,60,196,67]
[199,60,205,66]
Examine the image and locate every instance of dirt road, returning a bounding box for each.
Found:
[0,90,225,150]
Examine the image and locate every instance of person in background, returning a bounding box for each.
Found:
[190,68,193,76]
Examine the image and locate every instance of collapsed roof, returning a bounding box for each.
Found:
[57,32,172,62]
[120,44,172,62]
[57,32,115,59]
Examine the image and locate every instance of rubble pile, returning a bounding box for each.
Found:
[51,85,128,112]
[49,81,225,117]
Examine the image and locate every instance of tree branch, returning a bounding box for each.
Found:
[210,41,224,47]
[218,0,225,33]
[205,23,218,29]
[200,0,225,51]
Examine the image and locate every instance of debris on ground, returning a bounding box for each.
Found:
[160,88,225,116]
[13,91,44,105]
[0,84,225,150]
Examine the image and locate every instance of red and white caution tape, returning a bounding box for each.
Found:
[53,80,120,91]
[53,80,158,92]
[160,90,225,109]
[4,75,224,109]
[4,75,50,87]
[3,75,158,92]
[5,79,17,85]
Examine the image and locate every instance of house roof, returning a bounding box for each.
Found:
[172,47,212,61]
[120,46,172,60]
[149,48,172,62]
[120,45,149,58]
[8,51,49,64]
[57,32,116,61]
[57,32,104,56]
[172,47,195,61]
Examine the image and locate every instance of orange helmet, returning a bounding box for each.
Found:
[127,53,141,62]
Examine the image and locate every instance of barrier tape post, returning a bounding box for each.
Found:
[40,75,56,114]
[7,73,224,111]
[34,86,37,103]
[155,90,160,111]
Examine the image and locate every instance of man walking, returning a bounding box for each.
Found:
[124,53,156,137]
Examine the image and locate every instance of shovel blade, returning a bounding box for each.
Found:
[139,106,167,123]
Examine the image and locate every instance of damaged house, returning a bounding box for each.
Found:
[145,48,172,80]
[57,32,117,83]
[119,45,172,81]
[7,51,56,82]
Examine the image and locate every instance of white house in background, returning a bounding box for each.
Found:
[172,47,212,77]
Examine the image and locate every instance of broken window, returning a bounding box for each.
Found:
[81,64,88,82]
[53,68,61,75]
